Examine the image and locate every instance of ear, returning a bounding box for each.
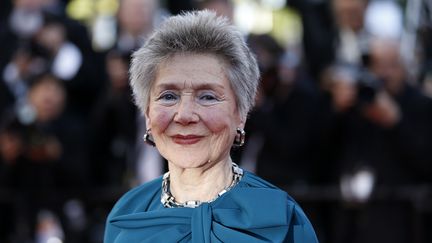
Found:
[233,105,246,129]
[238,123,245,130]
[145,108,151,129]
[237,116,246,130]
[145,117,151,129]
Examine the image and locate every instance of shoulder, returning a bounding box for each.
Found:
[237,171,319,242]
[235,171,307,216]
[239,171,280,189]
[104,177,163,242]
[239,171,297,203]
[239,171,304,208]
[108,176,163,219]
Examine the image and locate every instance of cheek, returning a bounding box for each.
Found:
[202,107,237,135]
[148,106,173,133]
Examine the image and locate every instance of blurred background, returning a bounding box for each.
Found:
[0,0,431,242]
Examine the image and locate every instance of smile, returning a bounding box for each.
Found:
[172,135,203,145]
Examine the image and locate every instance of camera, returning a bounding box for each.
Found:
[356,69,382,105]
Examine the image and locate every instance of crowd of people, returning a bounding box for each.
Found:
[0,0,431,242]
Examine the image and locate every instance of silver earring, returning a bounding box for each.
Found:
[143,129,156,146]
[233,128,245,147]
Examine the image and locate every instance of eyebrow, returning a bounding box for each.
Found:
[153,81,226,92]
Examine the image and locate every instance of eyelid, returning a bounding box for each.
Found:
[155,90,180,104]
[154,89,224,103]
[156,90,177,99]
[199,91,216,97]
[196,91,225,105]
[199,91,217,99]
[198,89,222,97]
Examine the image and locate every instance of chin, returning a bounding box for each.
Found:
[166,151,230,171]
[164,148,214,167]
[158,140,230,169]
[168,157,210,169]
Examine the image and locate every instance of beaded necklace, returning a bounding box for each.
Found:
[161,163,243,208]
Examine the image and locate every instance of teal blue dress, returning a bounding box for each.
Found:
[104,171,318,243]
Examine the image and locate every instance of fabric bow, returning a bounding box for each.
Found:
[110,186,292,242]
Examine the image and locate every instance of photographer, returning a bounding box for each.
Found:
[0,73,91,241]
[322,38,432,243]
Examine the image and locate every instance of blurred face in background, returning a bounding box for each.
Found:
[35,22,66,54]
[106,55,129,91]
[199,0,234,21]
[369,39,405,94]
[332,0,367,32]
[118,0,156,36]
[11,0,49,37]
[28,75,66,123]
[13,0,46,11]
[321,66,358,112]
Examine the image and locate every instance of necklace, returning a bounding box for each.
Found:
[161,163,243,208]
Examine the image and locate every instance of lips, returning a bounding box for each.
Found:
[172,134,203,145]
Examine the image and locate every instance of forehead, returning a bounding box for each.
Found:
[31,76,60,89]
[153,53,230,89]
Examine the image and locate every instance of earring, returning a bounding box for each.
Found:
[143,128,156,146]
[233,128,246,147]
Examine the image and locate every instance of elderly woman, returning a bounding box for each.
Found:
[104,10,317,243]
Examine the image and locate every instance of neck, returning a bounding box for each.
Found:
[168,159,233,203]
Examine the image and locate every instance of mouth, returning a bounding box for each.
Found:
[171,134,203,145]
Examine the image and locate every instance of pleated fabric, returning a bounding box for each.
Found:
[105,171,318,243]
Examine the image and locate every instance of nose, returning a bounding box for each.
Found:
[173,95,199,125]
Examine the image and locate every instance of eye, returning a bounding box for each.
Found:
[197,91,222,105]
[200,94,216,101]
[161,93,177,100]
[156,91,179,105]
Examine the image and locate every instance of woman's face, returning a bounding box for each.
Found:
[29,77,65,123]
[147,53,242,169]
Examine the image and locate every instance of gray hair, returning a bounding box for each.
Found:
[129,10,259,119]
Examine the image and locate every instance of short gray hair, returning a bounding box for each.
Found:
[129,10,259,119]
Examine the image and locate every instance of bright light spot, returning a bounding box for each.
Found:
[351,170,375,201]
[47,237,63,243]
[235,2,257,34]
[66,0,94,21]
[234,1,273,34]
[365,1,403,39]
[260,0,286,10]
